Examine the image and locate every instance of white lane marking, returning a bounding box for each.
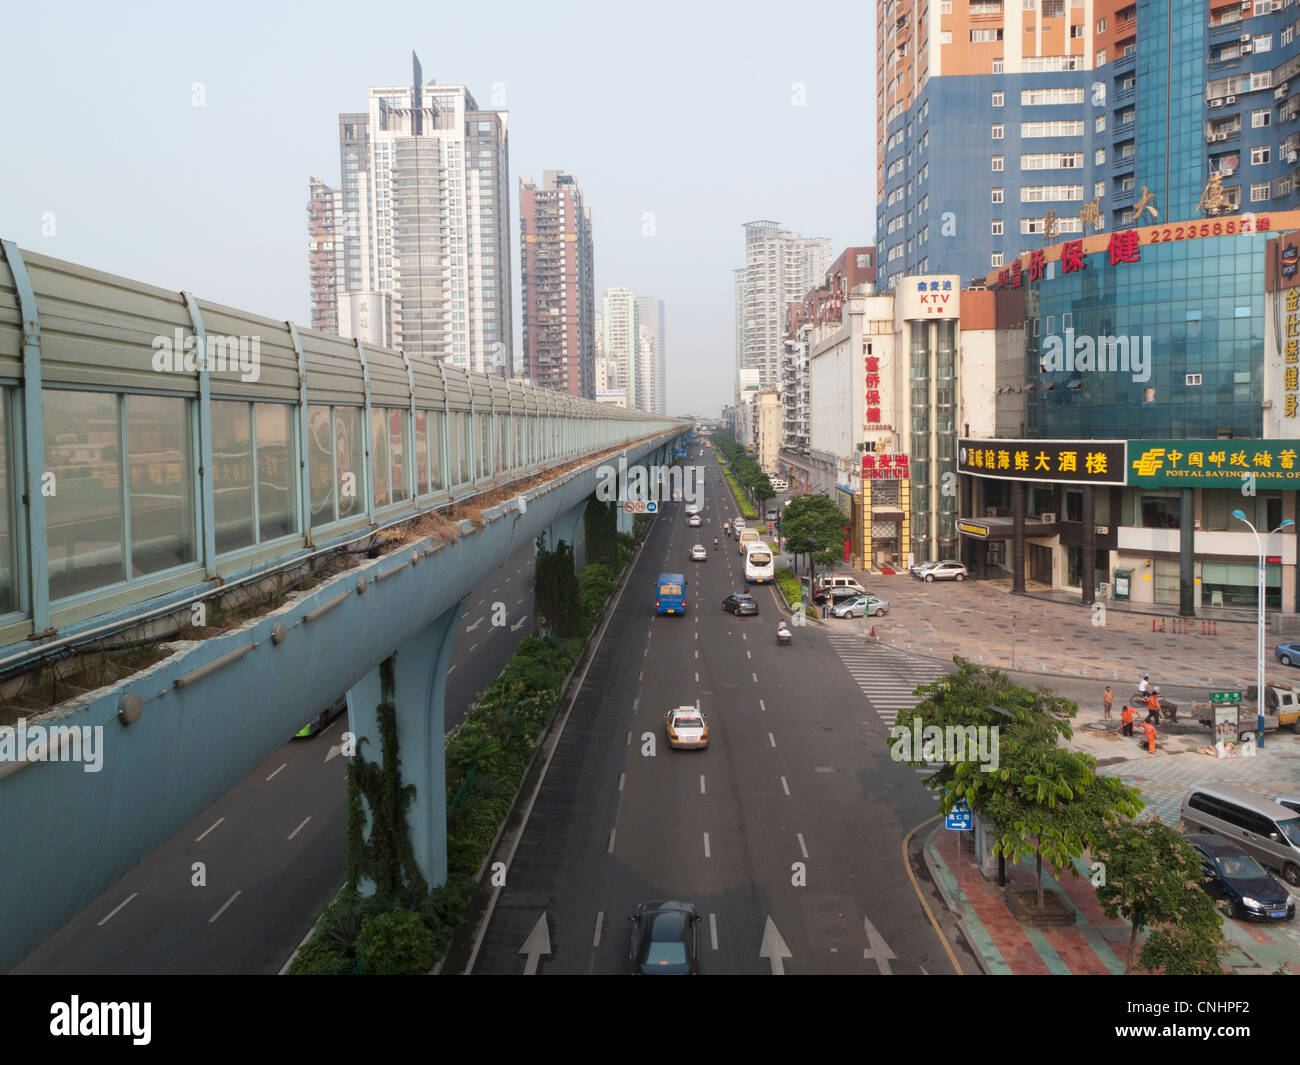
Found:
[511,616,526,631]
[478,598,485,605]
[608,829,617,853]
[466,617,484,632]
[741,632,747,641]
[709,912,719,951]
[633,697,639,712]
[593,911,605,948]
[639,671,644,682]
[768,733,776,748]
[703,832,711,858]
[618,772,625,792]
[288,816,312,841]
[797,832,809,859]
[208,890,242,924]
[448,664,456,674]
[517,598,525,606]
[469,644,478,653]
[694,631,698,640]
[746,650,751,659]
[759,699,766,712]
[626,731,632,746]
[265,763,287,782]
[700,774,706,794]
[695,650,698,659]
[695,672,699,682]
[752,673,758,683]
[195,817,225,843]
[98,893,138,926]
[781,776,790,795]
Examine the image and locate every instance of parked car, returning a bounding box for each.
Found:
[919,561,968,582]
[909,560,943,578]
[1184,834,1296,922]
[627,901,701,974]
[811,575,867,604]
[1181,783,1300,886]
[690,544,707,561]
[831,593,890,619]
[722,592,759,616]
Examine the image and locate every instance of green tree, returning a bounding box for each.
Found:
[1092,818,1229,974]
[781,494,849,590]
[534,534,582,639]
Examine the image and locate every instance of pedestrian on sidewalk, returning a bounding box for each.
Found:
[1141,719,1157,754]
[1102,686,1114,721]
[1121,704,1136,737]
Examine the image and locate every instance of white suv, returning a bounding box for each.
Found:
[921,561,968,582]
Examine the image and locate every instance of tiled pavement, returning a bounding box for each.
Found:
[811,568,1300,974]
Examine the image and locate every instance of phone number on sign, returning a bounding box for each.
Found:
[1147,219,1271,243]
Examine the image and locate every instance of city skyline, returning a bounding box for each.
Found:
[0,0,873,417]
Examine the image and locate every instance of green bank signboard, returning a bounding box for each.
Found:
[1128,440,1300,488]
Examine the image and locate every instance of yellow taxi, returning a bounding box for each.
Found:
[665,706,709,749]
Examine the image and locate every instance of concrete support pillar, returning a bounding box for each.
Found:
[1082,485,1095,607]
[974,476,989,581]
[1180,487,1195,617]
[346,595,465,896]
[616,505,634,534]
[536,498,588,558]
[1012,480,1026,595]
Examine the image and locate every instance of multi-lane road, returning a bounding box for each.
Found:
[457,453,977,974]
[13,544,542,975]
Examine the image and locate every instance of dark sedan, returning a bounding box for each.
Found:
[1186,834,1296,922]
[627,901,701,974]
[722,592,759,616]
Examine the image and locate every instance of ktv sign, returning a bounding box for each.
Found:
[901,275,960,320]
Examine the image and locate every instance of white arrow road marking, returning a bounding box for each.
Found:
[511,616,527,631]
[862,917,897,974]
[325,745,342,763]
[759,916,792,975]
[520,913,551,975]
[466,617,484,633]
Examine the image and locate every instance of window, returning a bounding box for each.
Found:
[992,91,1004,107]
[1021,87,1086,106]
[1095,115,1106,132]
[992,252,1004,267]
[1095,181,1105,197]
[1021,120,1086,137]
[1095,148,1106,164]
[940,30,952,43]
[1252,109,1271,128]
[1097,48,1106,64]
[940,0,952,9]
[971,28,1004,42]
[992,155,1005,171]
[1254,35,1272,53]
[1096,17,1107,31]
[1251,182,1270,201]
[992,187,1005,203]
[1021,184,1085,201]
[1021,152,1084,169]
[993,59,1005,74]
[992,219,1004,235]
[992,123,1005,139]
[1252,146,1271,165]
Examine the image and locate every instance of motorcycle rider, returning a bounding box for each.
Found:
[713,537,719,549]
[777,619,791,641]
[1137,675,1152,698]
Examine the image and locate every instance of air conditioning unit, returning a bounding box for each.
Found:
[1211,98,1225,107]
[1216,132,1229,141]
[1289,150,1298,163]
[1041,512,1057,524]
[1194,518,1202,530]
[1242,33,1251,42]
[1226,95,1237,104]
[1242,43,1252,53]
[1276,85,1289,100]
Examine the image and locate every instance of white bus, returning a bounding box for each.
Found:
[744,542,775,584]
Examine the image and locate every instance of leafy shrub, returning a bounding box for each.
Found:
[354,909,437,975]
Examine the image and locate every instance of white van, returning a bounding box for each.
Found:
[1181,783,1300,886]
[738,528,762,554]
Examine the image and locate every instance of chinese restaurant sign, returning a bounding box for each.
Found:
[958,438,1127,485]
[862,453,909,479]
[1128,440,1300,488]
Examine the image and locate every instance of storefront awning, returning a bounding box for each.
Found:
[958,516,1058,540]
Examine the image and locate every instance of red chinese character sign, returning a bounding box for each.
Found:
[862,453,910,479]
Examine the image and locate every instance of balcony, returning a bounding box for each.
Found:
[1111,151,1136,174]
[1114,81,1136,106]
[1112,184,1137,209]
[1114,119,1136,138]
[1208,16,1244,46]
[1111,50,1137,76]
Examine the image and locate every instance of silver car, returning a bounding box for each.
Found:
[921,561,968,583]
[830,594,889,618]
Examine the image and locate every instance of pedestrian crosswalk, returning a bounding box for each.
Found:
[826,633,948,791]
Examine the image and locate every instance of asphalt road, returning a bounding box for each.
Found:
[12,542,541,975]
[465,452,974,974]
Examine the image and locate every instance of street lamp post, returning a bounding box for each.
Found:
[1232,511,1294,749]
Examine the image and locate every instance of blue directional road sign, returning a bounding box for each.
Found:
[675,449,687,458]
[945,798,972,831]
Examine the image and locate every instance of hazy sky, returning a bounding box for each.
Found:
[2,0,876,417]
